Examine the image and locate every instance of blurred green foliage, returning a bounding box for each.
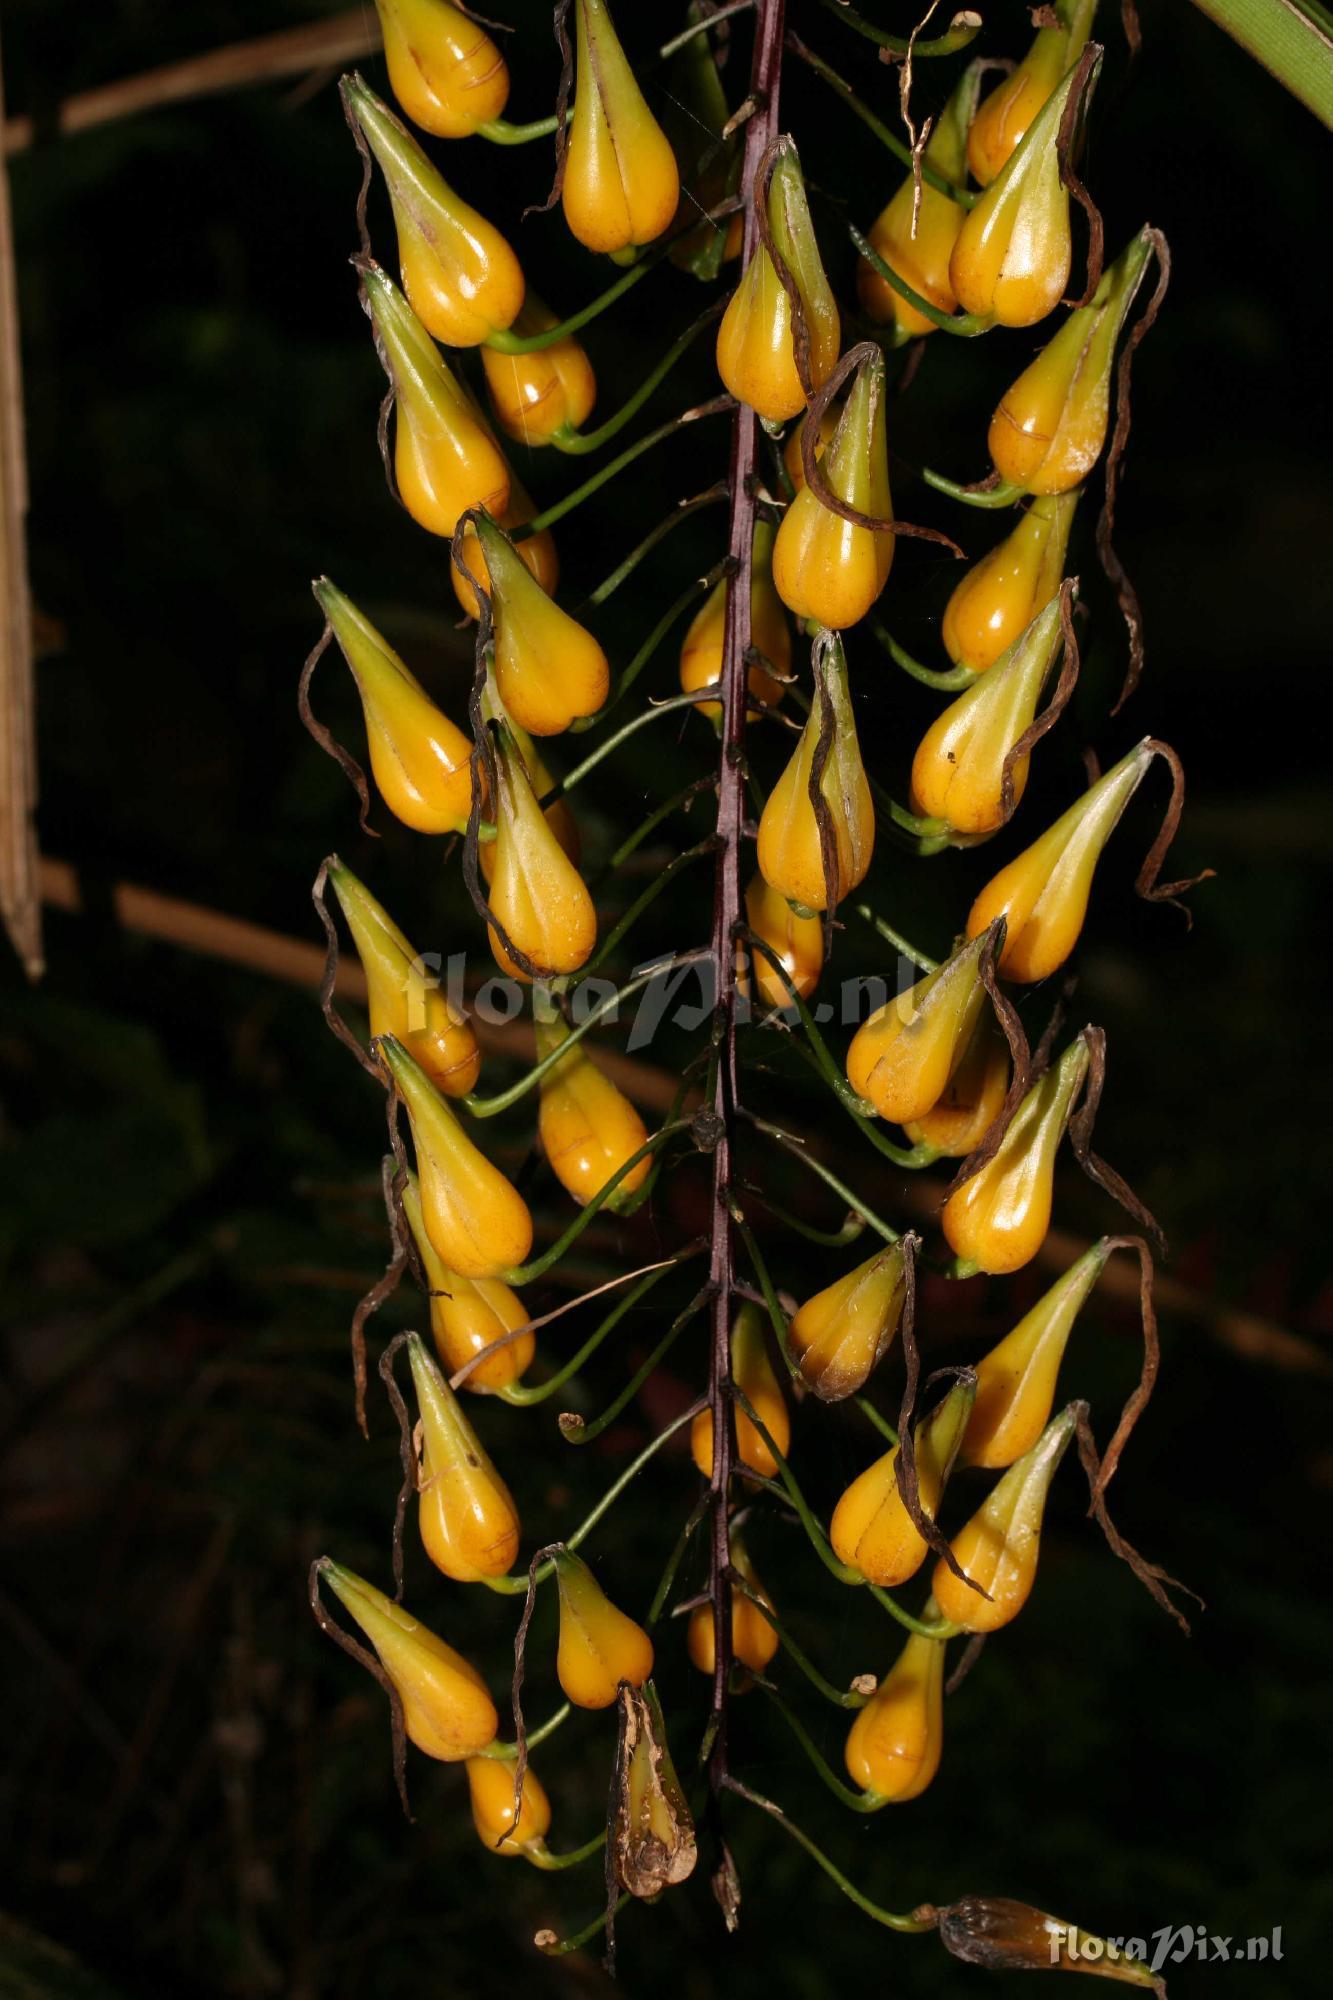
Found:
[1,3,1330,1997]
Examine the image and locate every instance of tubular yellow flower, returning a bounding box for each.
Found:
[563,0,680,256]
[942,491,1079,676]
[830,1377,976,1587]
[554,1549,655,1708]
[911,594,1069,836]
[344,76,523,346]
[940,1036,1091,1275]
[788,1243,907,1402]
[756,636,874,911]
[401,1170,535,1393]
[467,514,608,736]
[486,725,597,979]
[932,1404,1077,1630]
[534,1010,650,1209]
[966,0,1097,186]
[686,1539,779,1677]
[966,739,1153,982]
[373,0,509,139]
[846,930,991,1127]
[903,1014,1010,1159]
[857,68,975,340]
[679,520,790,722]
[327,858,479,1097]
[716,139,840,423]
[381,1034,534,1277]
[480,296,597,445]
[465,1752,552,1856]
[843,1626,946,1801]
[405,1332,521,1581]
[480,719,580,866]
[362,267,511,537]
[962,1244,1107,1468]
[315,579,473,835]
[691,1303,790,1479]
[988,229,1155,494]
[322,1560,498,1759]
[950,58,1089,329]
[743,872,824,1008]
[771,349,894,630]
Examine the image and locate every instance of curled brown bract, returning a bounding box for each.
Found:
[1068,1025,1167,1257]
[349,1153,413,1438]
[891,1296,984,1592]
[1100,227,1171,709]
[997,577,1082,825]
[1071,1402,1200,1635]
[1135,737,1216,916]
[799,341,963,553]
[805,628,841,958]
[450,510,549,985]
[944,917,1032,1199]
[509,1542,561,1852]
[309,1557,413,1821]
[1056,43,1105,309]
[376,1328,420,1601]
[526,0,575,219]
[298,620,377,836]
[1096,1233,1160,1497]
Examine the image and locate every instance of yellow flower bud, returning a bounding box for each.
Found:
[451,478,559,622]
[940,1036,1090,1275]
[691,1303,790,1479]
[846,930,991,1126]
[611,1682,696,1897]
[553,1549,655,1708]
[534,1011,650,1209]
[742,872,824,1009]
[465,1752,552,1856]
[321,1560,498,1759]
[950,59,1088,329]
[843,1626,945,1801]
[563,0,680,256]
[771,349,894,631]
[344,76,523,346]
[373,0,509,139]
[857,67,974,339]
[327,859,480,1096]
[966,739,1152,983]
[903,1015,1010,1158]
[486,726,597,979]
[679,521,790,722]
[478,720,580,870]
[480,296,597,445]
[756,636,873,911]
[686,1539,779,1677]
[401,1169,535,1393]
[966,0,1097,186]
[404,1331,521,1581]
[315,579,473,835]
[931,1404,1077,1630]
[465,514,608,736]
[381,1034,534,1278]
[911,594,1068,836]
[716,139,840,423]
[782,402,837,496]
[962,1244,1106,1469]
[988,229,1155,495]
[362,266,511,537]
[788,1243,908,1402]
[942,490,1079,676]
[830,1377,976,1587]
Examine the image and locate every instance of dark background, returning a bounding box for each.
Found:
[1,3,1330,1996]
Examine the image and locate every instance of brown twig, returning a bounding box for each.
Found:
[0,69,39,977]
